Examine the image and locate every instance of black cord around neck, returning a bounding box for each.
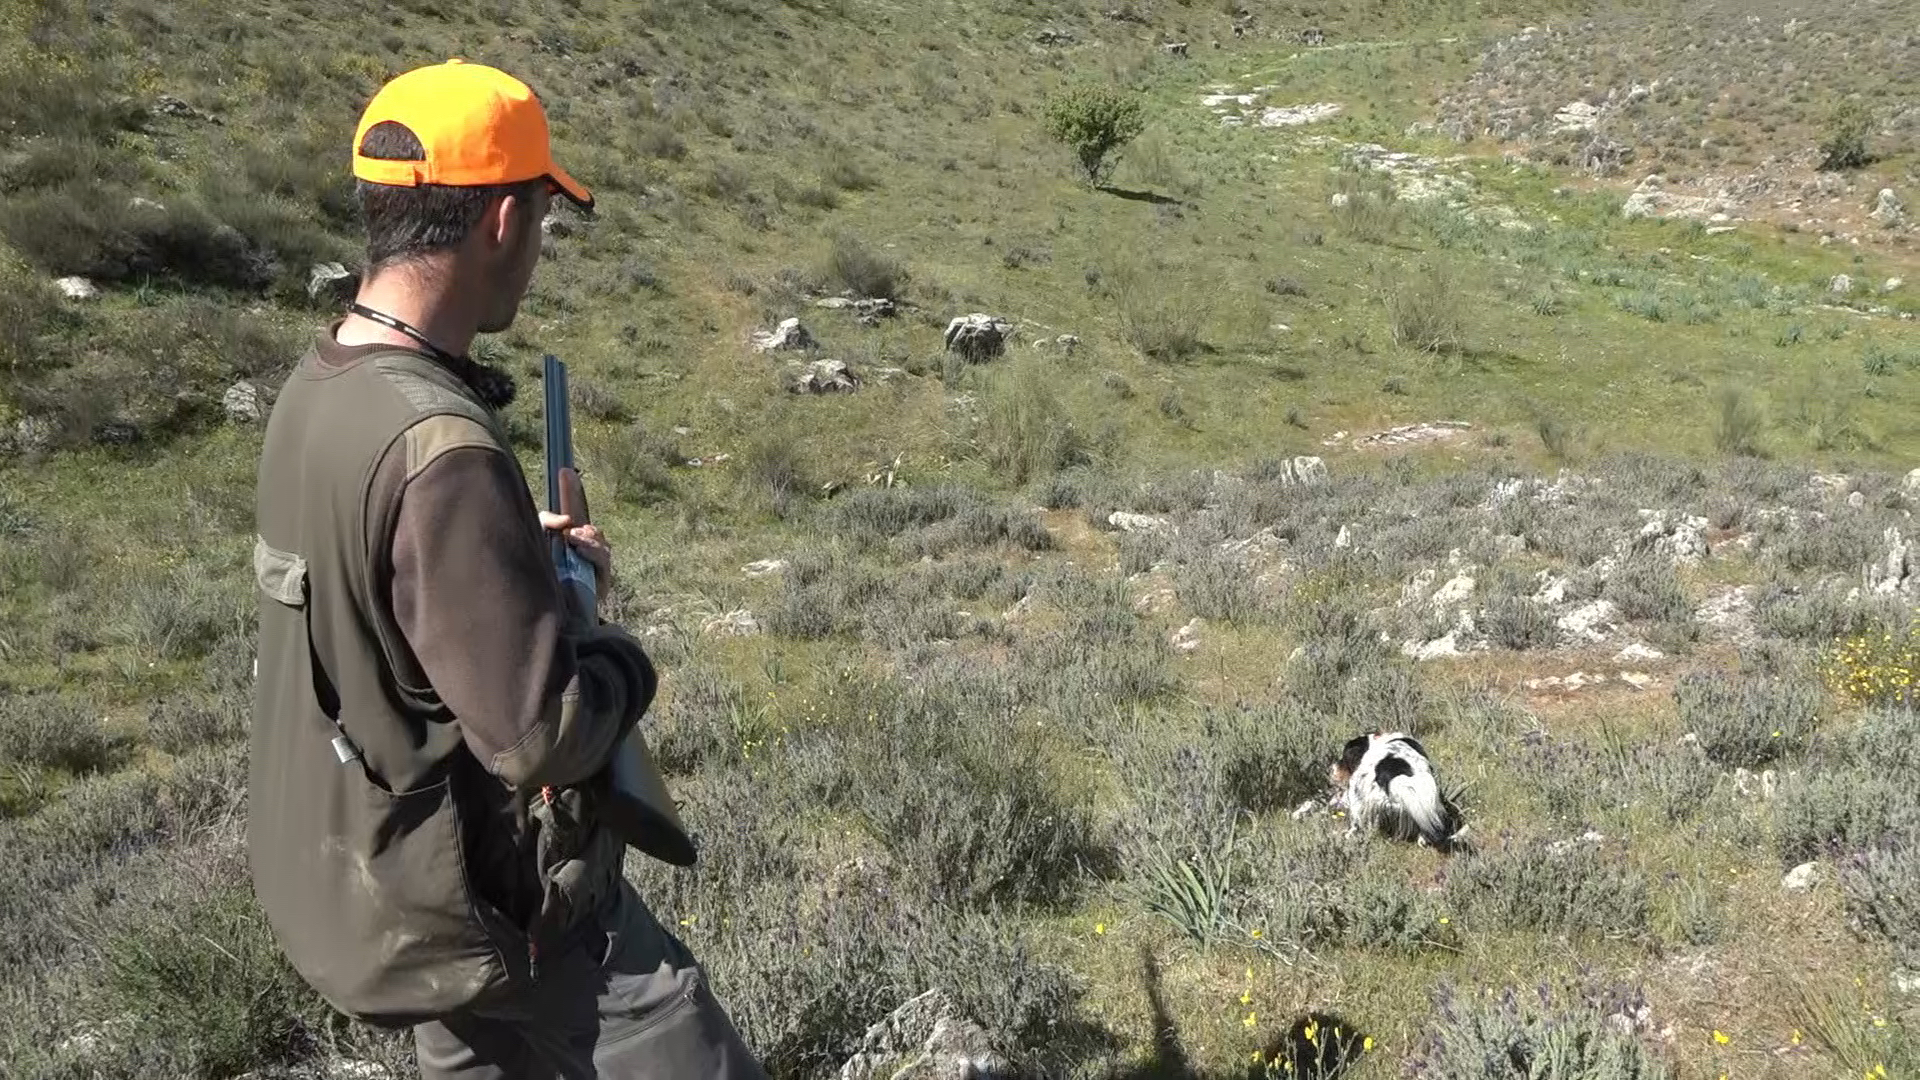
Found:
[343,302,519,411]
[346,302,464,365]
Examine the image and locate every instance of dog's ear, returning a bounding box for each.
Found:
[1398,735,1429,759]
[1336,735,1371,775]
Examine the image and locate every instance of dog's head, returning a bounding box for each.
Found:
[1329,732,1375,787]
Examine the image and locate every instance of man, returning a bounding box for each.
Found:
[247,58,764,1079]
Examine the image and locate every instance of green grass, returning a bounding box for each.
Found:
[4,0,1920,1077]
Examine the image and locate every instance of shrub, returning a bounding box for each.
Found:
[977,360,1090,484]
[822,235,908,300]
[1819,614,1920,709]
[1042,85,1146,186]
[1117,282,1209,362]
[1602,554,1690,623]
[147,695,246,756]
[0,693,115,775]
[1207,702,1338,814]
[569,375,628,422]
[1126,812,1242,944]
[1673,671,1823,767]
[1842,845,1920,965]
[1406,981,1673,1079]
[123,571,250,662]
[1712,384,1766,456]
[1818,100,1875,171]
[1386,264,1465,354]
[588,422,681,506]
[1448,838,1651,938]
[1330,171,1403,242]
[1775,768,1920,865]
[0,183,292,293]
[92,871,337,1078]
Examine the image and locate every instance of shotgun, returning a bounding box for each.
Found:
[542,354,696,867]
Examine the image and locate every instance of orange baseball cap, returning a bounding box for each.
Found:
[351,59,592,211]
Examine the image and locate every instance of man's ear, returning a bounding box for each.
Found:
[482,191,530,252]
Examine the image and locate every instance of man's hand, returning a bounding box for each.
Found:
[540,512,612,607]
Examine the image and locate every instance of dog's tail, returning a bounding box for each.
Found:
[1377,755,1454,848]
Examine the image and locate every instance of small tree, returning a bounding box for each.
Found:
[1043,85,1147,186]
[1818,100,1874,171]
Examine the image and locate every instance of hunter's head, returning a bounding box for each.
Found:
[350,59,591,333]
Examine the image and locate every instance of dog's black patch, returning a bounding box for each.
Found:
[1397,735,1428,759]
[1374,755,1414,785]
[1336,735,1371,776]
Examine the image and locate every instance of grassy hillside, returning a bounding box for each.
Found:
[3,0,1920,1077]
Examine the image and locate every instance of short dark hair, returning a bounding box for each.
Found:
[356,121,542,269]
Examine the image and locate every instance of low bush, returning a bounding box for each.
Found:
[122,570,251,662]
[1385,264,1465,354]
[147,694,246,756]
[1042,84,1145,186]
[588,422,681,506]
[1672,670,1822,767]
[1842,845,1920,965]
[1818,100,1875,171]
[976,360,1090,484]
[1447,838,1651,939]
[1775,768,1920,865]
[822,235,908,300]
[1603,553,1690,623]
[0,693,116,775]
[1406,980,1673,1079]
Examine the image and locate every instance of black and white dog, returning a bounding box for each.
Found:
[1330,731,1462,850]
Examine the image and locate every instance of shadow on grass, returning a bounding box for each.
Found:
[1098,186,1187,207]
[1106,946,1369,1080]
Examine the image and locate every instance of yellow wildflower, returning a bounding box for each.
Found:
[1094,922,1106,935]
[1244,1011,1258,1029]
[1363,1036,1375,1052]
[1713,1030,1730,1045]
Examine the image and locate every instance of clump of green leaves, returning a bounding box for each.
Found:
[1818,101,1875,171]
[1042,85,1147,186]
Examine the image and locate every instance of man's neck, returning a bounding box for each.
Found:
[335,262,477,359]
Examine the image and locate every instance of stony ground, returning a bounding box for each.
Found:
[2,1,1920,1078]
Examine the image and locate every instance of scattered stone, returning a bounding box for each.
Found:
[1782,862,1819,891]
[1849,491,1867,510]
[1870,188,1906,229]
[854,298,898,324]
[1895,970,1920,996]
[1329,192,1351,208]
[752,317,816,353]
[1558,600,1618,644]
[328,1059,391,1080]
[1887,278,1905,294]
[1553,100,1602,133]
[307,261,357,303]
[1634,510,1709,564]
[1162,42,1189,57]
[1546,828,1608,854]
[3,416,55,457]
[1533,571,1570,606]
[1615,642,1665,663]
[1830,274,1854,295]
[944,313,1014,362]
[540,212,573,238]
[1256,102,1342,127]
[1202,92,1260,109]
[1353,421,1473,448]
[785,358,860,394]
[1334,524,1355,549]
[1865,527,1916,596]
[55,276,99,301]
[702,609,761,637]
[1133,584,1177,616]
[1694,585,1755,639]
[837,989,1014,1080]
[1429,570,1476,610]
[154,93,218,123]
[128,196,166,212]
[222,380,274,424]
[1108,511,1172,534]
[1171,618,1204,654]
[743,559,789,577]
[1733,767,1778,800]
[1033,27,1075,46]
[815,297,855,309]
[1274,455,1329,486]
[1619,672,1657,691]
[1905,467,1920,495]
[1494,534,1528,558]
[1054,334,1080,354]
[1525,671,1610,691]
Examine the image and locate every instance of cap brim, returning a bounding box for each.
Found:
[546,160,594,213]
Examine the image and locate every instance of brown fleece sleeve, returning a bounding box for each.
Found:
[388,442,648,790]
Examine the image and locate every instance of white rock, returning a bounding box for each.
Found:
[1405,632,1465,661]
[1830,274,1854,295]
[702,609,761,637]
[1108,511,1172,534]
[1619,672,1656,690]
[1354,421,1472,448]
[1733,767,1778,800]
[1429,571,1476,610]
[54,276,99,300]
[222,380,273,424]
[1553,100,1602,133]
[1894,969,1920,995]
[838,989,1012,1080]
[1615,642,1665,662]
[1905,467,1920,494]
[1334,524,1354,549]
[1532,571,1571,606]
[743,559,789,577]
[1886,277,1904,294]
[539,211,573,238]
[329,1060,392,1080]
[1782,862,1819,891]
[944,313,1014,361]
[1849,490,1867,509]
[1171,618,1204,653]
[1870,188,1906,228]
[1329,192,1351,208]
[751,317,816,353]
[307,261,356,302]
[786,358,859,394]
[1256,102,1342,127]
[1558,600,1618,644]
[815,296,856,309]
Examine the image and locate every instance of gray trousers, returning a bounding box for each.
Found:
[414,880,765,1080]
